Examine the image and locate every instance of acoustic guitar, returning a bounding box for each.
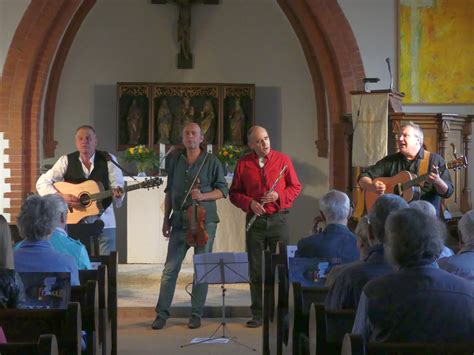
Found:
[54,177,163,223]
[364,156,467,212]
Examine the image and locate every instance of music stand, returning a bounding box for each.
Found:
[180,252,256,351]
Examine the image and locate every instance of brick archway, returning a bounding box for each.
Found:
[1,0,363,220]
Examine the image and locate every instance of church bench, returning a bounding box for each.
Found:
[342,334,474,355]
[0,302,82,355]
[0,334,59,355]
[71,280,99,355]
[79,265,110,355]
[90,251,117,355]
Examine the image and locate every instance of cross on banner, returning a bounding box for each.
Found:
[152,0,219,69]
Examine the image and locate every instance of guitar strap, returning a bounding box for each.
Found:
[419,150,431,176]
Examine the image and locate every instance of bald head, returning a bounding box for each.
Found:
[247,125,271,157]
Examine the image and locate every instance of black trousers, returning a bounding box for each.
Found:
[246,212,289,319]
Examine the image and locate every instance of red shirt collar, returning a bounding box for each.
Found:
[251,149,273,162]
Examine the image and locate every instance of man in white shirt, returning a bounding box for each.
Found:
[36,125,124,255]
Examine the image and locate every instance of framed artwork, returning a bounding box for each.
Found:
[117,83,151,150]
[398,0,474,104]
[116,82,255,152]
[152,84,220,146]
[223,84,255,146]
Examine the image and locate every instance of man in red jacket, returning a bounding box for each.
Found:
[229,125,301,327]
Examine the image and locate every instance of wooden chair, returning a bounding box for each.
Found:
[268,264,288,355]
[309,303,356,355]
[284,283,330,355]
[342,334,474,355]
[0,334,59,355]
[262,245,289,355]
[80,265,110,355]
[71,280,99,355]
[90,252,117,355]
[0,302,82,355]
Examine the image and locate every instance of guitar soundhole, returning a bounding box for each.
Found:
[79,193,91,206]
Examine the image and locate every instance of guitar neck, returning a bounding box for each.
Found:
[401,164,446,191]
[89,180,146,202]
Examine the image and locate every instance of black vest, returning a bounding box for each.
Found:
[64,151,112,211]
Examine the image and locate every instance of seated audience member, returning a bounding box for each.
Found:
[14,195,79,286]
[438,210,474,281]
[296,190,359,265]
[0,215,26,308]
[325,194,408,310]
[409,200,454,258]
[352,209,474,342]
[325,215,370,287]
[14,194,92,270]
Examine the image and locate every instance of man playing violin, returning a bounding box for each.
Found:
[229,125,301,328]
[358,121,453,216]
[152,122,228,330]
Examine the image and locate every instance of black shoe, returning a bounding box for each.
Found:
[151,316,166,330]
[188,316,201,329]
[246,318,262,328]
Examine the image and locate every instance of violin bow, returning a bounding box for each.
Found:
[179,152,209,210]
[246,165,288,232]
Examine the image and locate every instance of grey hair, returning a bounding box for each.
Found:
[76,125,96,134]
[247,125,266,142]
[368,194,408,243]
[0,215,14,269]
[409,200,436,217]
[401,121,424,145]
[385,208,444,267]
[43,194,68,228]
[458,210,474,247]
[319,190,351,224]
[355,215,370,245]
[16,195,57,241]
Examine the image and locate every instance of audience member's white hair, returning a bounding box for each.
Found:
[409,200,436,217]
[319,190,350,224]
[458,210,474,248]
[368,194,408,243]
[43,194,68,228]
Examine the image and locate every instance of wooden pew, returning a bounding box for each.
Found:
[0,334,59,355]
[311,303,356,355]
[342,334,474,355]
[90,252,117,355]
[80,265,110,355]
[284,283,330,355]
[268,264,288,355]
[262,243,288,355]
[0,302,82,355]
[71,280,99,355]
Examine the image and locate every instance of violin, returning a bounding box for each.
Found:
[186,178,209,247]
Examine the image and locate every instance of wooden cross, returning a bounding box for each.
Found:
[152,0,219,69]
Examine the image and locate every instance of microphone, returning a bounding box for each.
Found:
[158,146,175,168]
[386,57,393,90]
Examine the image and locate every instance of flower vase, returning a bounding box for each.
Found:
[136,162,147,177]
[225,162,236,177]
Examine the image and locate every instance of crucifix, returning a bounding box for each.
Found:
[152,0,219,69]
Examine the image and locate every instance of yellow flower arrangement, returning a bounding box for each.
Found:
[217,144,245,172]
[123,145,159,173]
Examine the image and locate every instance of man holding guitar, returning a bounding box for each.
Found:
[358,121,453,216]
[36,125,124,255]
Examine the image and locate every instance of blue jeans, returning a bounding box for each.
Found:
[98,228,116,255]
[155,222,217,319]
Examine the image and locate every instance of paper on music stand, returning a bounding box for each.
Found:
[193,252,249,285]
[190,337,230,344]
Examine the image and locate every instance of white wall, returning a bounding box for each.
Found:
[0,0,29,76]
[52,0,326,242]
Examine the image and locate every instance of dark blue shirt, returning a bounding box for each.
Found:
[353,263,474,342]
[325,244,394,310]
[438,249,474,282]
[295,224,359,265]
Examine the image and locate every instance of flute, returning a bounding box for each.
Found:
[246,165,288,232]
